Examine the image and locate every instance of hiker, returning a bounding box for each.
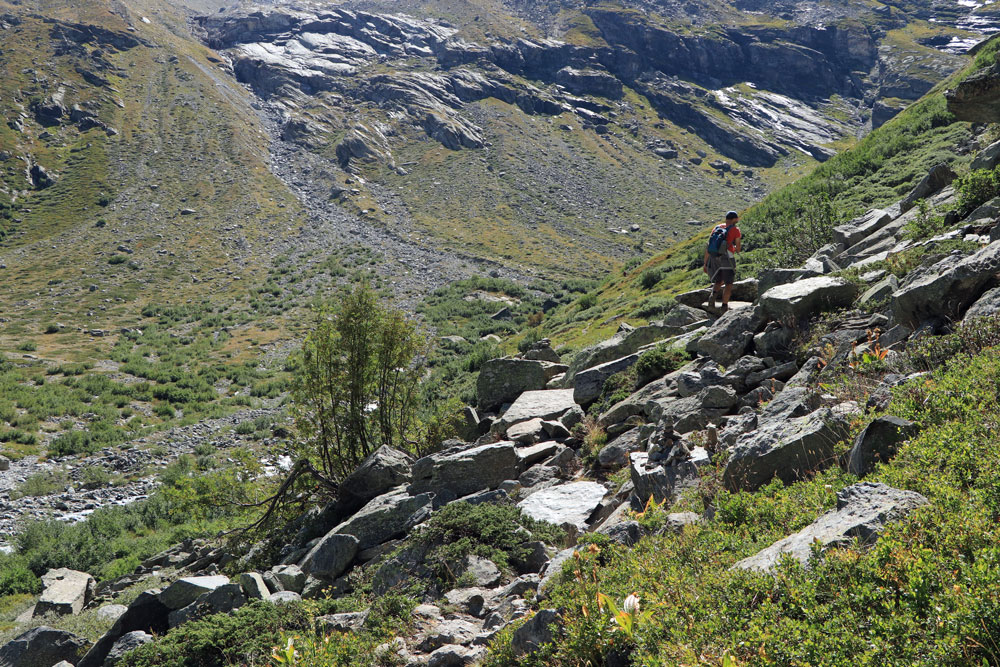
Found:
[702,211,742,312]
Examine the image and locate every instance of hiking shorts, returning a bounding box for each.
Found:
[708,254,735,286]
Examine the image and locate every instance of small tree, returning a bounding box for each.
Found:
[292,282,423,482]
[241,284,424,539]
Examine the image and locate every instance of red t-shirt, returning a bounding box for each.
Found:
[724,225,741,254]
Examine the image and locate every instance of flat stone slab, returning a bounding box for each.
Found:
[759,277,859,320]
[734,482,928,572]
[497,389,578,430]
[333,486,433,550]
[34,568,95,617]
[517,481,608,530]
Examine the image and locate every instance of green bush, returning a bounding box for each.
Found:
[108,255,127,265]
[955,166,1000,215]
[639,268,662,290]
[416,502,565,582]
[11,469,69,499]
[634,344,690,387]
[16,341,37,352]
[0,555,41,596]
[577,292,598,310]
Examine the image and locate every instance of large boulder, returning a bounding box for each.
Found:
[0,627,87,667]
[971,139,1000,171]
[723,408,849,491]
[300,533,360,580]
[893,241,1000,327]
[34,568,95,617]
[946,63,1000,123]
[158,575,232,610]
[478,359,558,410]
[757,269,821,296]
[335,445,413,517]
[675,279,758,308]
[695,306,765,366]
[630,449,708,504]
[496,389,578,431]
[832,209,893,248]
[844,416,919,478]
[758,277,859,321]
[572,353,639,405]
[168,583,246,628]
[734,482,928,572]
[517,482,609,531]
[410,442,520,498]
[331,486,434,550]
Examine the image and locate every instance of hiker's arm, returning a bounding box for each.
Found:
[703,250,709,272]
[735,237,742,253]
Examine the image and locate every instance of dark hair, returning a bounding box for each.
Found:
[725,211,739,220]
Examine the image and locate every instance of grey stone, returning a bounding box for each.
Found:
[964,285,1000,321]
[269,591,302,604]
[893,241,1000,327]
[844,416,919,477]
[699,385,738,409]
[759,277,860,321]
[478,359,555,409]
[445,588,489,617]
[270,564,306,593]
[753,323,793,359]
[734,483,928,572]
[560,405,585,430]
[239,572,270,599]
[90,608,149,662]
[971,139,1000,171]
[167,583,246,628]
[757,269,821,296]
[661,304,709,327]
[516,441,560,467]
[511,609,559,656]
[696,306,765,366]
[598,520,643,546]
[332,487,433,550]
[497,389,578,431]
[541,419,571,439]
[513,542,549,574]
[597,428,644,469]
[462,555,502,587]
[158,575,231,610]
[573,353,640,405]
[745,361,798,388]
[507,418,546,444]
[858,275,898,306]
[0,455,9,471]
[96,604,128,623]
[318,611,368,632]
[410,442,520,498]
[630,449,709,504]
[418,619,480,652]
[34,568,95,617]
[335,445,413,517]
[538,547,576,593]
[674,279,758,308]
[662,512,702,533]
[427,645,474,667]
[517,482,608,531]
[518,464,559,488]
[723,408,849,491]
[0,626,87,667]
[832,209,893,248]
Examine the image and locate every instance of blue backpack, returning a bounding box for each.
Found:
[707,225,729,255]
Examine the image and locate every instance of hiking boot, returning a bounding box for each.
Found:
[720,303,729,314]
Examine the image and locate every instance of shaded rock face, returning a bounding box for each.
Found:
[0,626,87,667]
[844,416,919,478]
[947,63,1000,123]
[734,482,928,572]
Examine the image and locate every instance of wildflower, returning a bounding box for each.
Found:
[623,592,640,614]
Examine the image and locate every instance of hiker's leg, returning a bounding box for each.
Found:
[722,282,733,304]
